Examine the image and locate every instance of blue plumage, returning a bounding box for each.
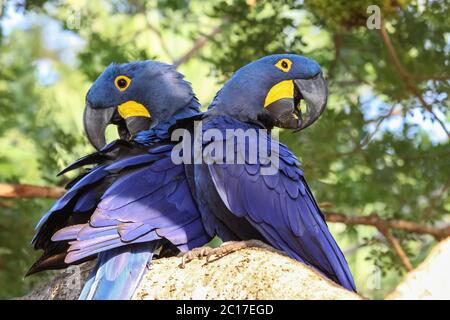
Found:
[186,54,356,291]
[190,116,355,291]
[29,54,355,299]
[79,243,158,300]
[51,145,210,299]
[28,60,211,300]
[33,139,211,299]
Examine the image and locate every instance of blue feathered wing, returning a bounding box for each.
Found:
[40,144,210,299]
[200,117,356,291]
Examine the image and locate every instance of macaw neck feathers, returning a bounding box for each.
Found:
[134,98,202,145]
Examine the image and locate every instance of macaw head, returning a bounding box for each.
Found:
[84,60,198,150]
[209,54,327,130]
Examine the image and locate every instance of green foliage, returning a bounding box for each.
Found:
[0,198,55,299]
[205,0,304,80]
[304,0,399,30]
[78,32,153,81]
[0,0,448,299]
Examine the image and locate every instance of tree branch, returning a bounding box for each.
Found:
[360,104,397,146]
[379,20,450,138]
[20,245,361,300]
[324,210,450,270]
[379,227,413,271]
[144,19,175,62]
[174,25,222,67]
[129,0,175,62]
[324,211,450,240]
[386,237,450,299]
[0,183,65,199]
[2,183,448,242]
[338,104,399,156]
[132,0,223,67]
[0,200,14,207]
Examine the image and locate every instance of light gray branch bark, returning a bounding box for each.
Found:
[20,245,361,300]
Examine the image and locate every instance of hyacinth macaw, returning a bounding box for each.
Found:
[29,60,211,299]
[180,54,356,291]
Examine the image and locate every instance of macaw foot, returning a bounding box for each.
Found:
[179,239,271,268]
[179,246,214,268]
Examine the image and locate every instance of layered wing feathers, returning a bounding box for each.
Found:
[201,116,356,291]
[50,145,209,264]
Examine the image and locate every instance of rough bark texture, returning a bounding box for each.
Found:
[386,236,450,300]
[19,246,361,300]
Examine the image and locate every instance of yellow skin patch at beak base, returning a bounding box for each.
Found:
[264,80,294,108]
[117,101,151,119]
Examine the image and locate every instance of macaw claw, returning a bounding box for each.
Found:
[179,240,273,268]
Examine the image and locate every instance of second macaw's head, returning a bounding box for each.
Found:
[208,54,327,131]
[84,60,198,150]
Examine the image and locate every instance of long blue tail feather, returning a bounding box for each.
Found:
[79,242,159,300]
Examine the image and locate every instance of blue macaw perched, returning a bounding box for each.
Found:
[180,54,356,291]
[29,60,211,299]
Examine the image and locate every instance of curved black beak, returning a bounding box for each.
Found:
[83,101,116,150]
[83,101,152,150]
[264,72,327,130]
[293,72,327,131]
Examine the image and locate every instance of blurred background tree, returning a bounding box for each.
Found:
[0,0,448,299]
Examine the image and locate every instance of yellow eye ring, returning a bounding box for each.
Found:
[275,59,292,73]
[114,75,131,91]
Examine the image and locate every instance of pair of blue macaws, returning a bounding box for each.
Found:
[28,54,356,299]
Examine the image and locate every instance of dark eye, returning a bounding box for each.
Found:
[114,75,131,91]
[275,59,292,72]
[117,78,127,88]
